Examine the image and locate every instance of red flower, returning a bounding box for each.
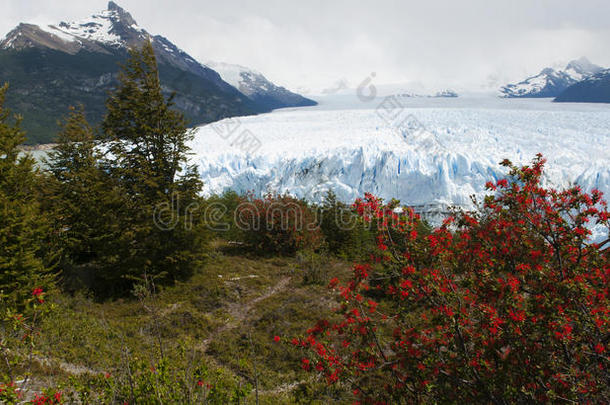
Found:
[297,156,610,403]
[273,335,281,343]
[497,179,508,188]
[32,287,44,303]
[507,276,520,292]
[508,310,525,322]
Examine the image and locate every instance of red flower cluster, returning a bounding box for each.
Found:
[296,155,610,403]
[196,380,212,389]
[30,391,61,405]
[32,287,44,303]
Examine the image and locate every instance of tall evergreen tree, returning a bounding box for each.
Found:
[0,84,52,304]
[103,41,200,200]
[45,106,127,293]
[102,42,205,291]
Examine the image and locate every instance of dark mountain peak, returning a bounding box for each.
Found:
[107,1,124,12]
[105,2,139,31]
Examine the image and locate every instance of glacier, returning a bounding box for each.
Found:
[190,95,610,212]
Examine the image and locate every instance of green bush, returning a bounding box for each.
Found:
[202,190,244,241]
[297,251,328,286]
[317,191,378,260]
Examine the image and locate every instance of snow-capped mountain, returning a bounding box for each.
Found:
[1,1,143,50]
[555,69,610,103]
[0,2,231,87]
[500,57,604,98]
[206,61,317,110]
[0,3,314,111]
[0,2,312,144]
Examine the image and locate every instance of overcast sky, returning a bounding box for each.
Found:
[2,0,610,93]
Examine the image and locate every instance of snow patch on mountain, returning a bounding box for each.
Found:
[555,69,610,103]
[205,62,260,91]
[564,57,603,81]
[40,25,79,44]
[206,61,317,110]
[51,10,124,46]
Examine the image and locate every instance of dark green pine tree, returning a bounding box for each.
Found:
[102,42,205,291]
[0,84,53,304]
[44,106,127,293]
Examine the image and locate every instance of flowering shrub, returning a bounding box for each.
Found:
[296,156,609,403]
[0,381,20,404]
[29,389,62,404]
[237,194,324,255]
[1,287,55,404]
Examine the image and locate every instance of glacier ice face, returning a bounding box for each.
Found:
[189,95,610,239]
[191,95,610,204]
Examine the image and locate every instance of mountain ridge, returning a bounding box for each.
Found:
[555,68,610,103]
[500,57,604,98]
[0,2,314,144]
[206,61,317,111]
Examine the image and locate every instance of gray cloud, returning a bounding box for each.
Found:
[2,0,609,92]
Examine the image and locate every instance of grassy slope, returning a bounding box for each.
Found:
[31,241,354,403]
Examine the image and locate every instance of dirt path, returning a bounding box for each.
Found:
[25,275,292,381]
[198,276,291,353]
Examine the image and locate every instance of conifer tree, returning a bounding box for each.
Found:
[103,41,200,200]
[102,42,205,290]
[319,191,352,255]
[0,84,52,304]
[45,106,127,293]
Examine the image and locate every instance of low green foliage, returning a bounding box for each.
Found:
[21,248,353,403]
[297,251,329,286]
